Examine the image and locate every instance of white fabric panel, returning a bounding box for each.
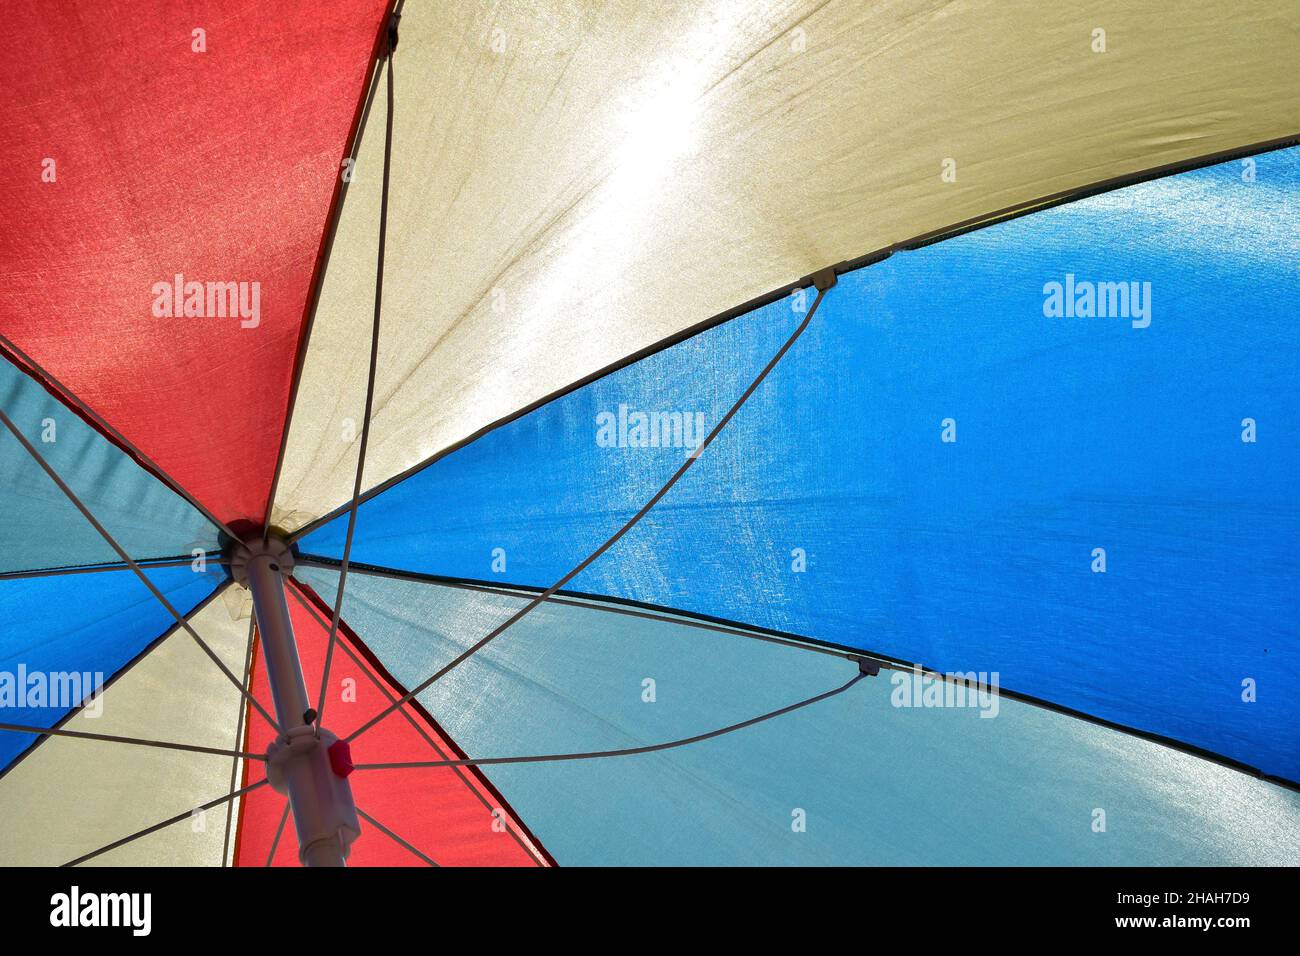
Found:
[273,0,1299,528]
[0,589,252,866]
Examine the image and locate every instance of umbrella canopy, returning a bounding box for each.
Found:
[0,0,1296,866]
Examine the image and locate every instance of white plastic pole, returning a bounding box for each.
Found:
[237,538,359,867]
[244,547,311,729]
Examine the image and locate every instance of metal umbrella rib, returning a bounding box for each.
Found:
[0,406,281,735]
[284,579,548,866]
[0,721,265,762]
[64,779,271,867]
[356,807,439,867]
[352,671,867,772]
[314,44,398,737]
[345,278,836,745]
[266,801,291,867]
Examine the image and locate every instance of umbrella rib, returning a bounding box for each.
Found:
[222,614,258,867]
[314,49,397,735]
[345,282,832,745]
[0,721,265,761]
[62,779,270,867]
[353,671,866,771]
[285,580,548,866]
[259,1,402,539]
[356,807,440,866]
[0,406,281,735]
[0,331,242,543]
[266,800,291,866]
[296,556,865,664]
[0,584,230,785]
[0,555,216,582]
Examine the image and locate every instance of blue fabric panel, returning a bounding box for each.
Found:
[0,565,225,770]
[298,567,1300,865]
[0,356,221,574]
[301,148,1300,782]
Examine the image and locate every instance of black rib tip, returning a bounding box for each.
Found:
[811,265,838,292]
[387,12,400,53]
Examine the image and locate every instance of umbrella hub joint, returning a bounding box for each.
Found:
[226,534,294,587]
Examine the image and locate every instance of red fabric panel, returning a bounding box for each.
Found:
[0,2,388,526]
[234,582,549,866]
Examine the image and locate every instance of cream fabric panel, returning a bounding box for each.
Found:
[273,0,1299,529]
[0,590,252,866]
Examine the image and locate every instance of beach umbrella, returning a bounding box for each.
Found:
[0,1,1296,867]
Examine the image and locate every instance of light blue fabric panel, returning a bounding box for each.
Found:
[298,566,1300,865]
[0,565,225,770]
[0,356,221,574]
[301,147,1300,783]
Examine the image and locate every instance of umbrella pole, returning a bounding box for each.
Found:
[232,537,360,867]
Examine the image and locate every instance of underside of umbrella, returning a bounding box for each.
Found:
[0,1,1296,867]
